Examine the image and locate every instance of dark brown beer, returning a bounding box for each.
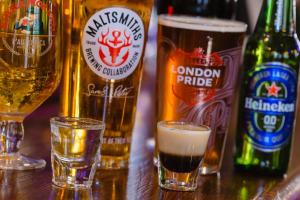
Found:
[159,153,203,173]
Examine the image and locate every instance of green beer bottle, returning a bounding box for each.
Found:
[234,0,300,175]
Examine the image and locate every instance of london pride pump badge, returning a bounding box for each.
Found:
[168,40,225,107]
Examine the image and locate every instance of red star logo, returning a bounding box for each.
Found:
[22,18,28,26]
[266,82,281,97]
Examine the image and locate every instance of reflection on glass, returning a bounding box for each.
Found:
[93,169,127,200]
[49,185,93,200]
[126,163,155,200]
[238,185,249,200]
[158,188,199,200]
[0,171,18,199]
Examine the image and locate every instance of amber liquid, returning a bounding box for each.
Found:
[60,0,152,168]
[0,33,61,121]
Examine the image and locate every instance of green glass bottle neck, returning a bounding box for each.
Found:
[254,0,295,34]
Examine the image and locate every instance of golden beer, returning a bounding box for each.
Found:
[60,0,153,168]
[0,0,62,169]
[0,34,61,121]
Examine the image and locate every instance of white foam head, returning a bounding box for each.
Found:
[158,15,247,33]
[157,121,211,156]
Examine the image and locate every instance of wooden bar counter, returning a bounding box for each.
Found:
[1,77,300,200]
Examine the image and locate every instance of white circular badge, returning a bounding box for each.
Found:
[82,7,145,80]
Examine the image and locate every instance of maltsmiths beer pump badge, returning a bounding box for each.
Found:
[82,7,145,80]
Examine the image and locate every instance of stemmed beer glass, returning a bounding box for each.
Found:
[0,0,62,169]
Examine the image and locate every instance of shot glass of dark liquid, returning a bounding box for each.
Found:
[157,121,211,191]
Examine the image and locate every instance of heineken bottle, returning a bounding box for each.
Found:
[234,0,300,175]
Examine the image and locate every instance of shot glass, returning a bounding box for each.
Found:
[50,117,105,189]
[157,121,211,191]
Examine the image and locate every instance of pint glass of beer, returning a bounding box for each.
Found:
[156,15,246,174]
[60,1,153,169]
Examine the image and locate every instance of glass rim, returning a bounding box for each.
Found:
[50,117,105,130]
[157,120,211,132]
[158,14,247,33]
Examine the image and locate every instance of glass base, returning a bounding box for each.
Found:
[0,153,46,170]
[51,152,98,189]
[52,181,93,189]
[98,155,128,169]
[158,165,198,192]
[159,179,197,192]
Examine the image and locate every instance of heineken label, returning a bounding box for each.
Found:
[244,62,297,152]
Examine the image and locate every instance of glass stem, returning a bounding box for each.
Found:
[0,121,24,154]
